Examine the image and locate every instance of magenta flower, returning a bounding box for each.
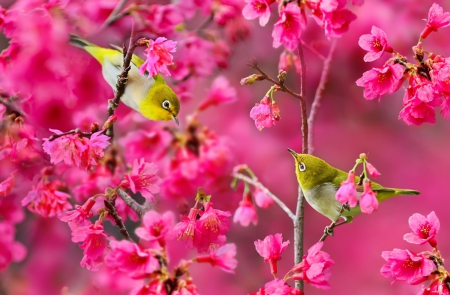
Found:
[279,50,301,74]
[121,159,162,202]
[360,179,378,214]
[0,221,27,271]
[358,26,393,62]
[404,212,440,247]
[251,279,296,295]
[398,83,440,125]
[168,208,201,250]
[292,242,334,290]
[436,64,450,93]
[195,243,238,273]
[0,174,14,197]
[422,278,450,295]
[356,64,404,100]
[197,201,231,240]
[254,187,274,209]
[242,0,275,27]
[420,3,450,39]
[135,210,174,247]
[381,249,435,284]
[71,220,108,271]
[105,240,159,279]
[254,233,290,275]
[58,198,95,230]
[272,3,303,51]
[365,161,381,177]
[335,171,358,207]
[233,193,258,226]
[250,96,277,131]
[139,37,177,77]
[322,8,357,38]
[198,76,237,111]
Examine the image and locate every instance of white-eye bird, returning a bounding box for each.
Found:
[69,35,180,124]
[288,149,420,223]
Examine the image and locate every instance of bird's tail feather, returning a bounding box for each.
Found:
[69,34,94,49]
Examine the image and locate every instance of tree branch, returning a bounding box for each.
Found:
[117,189,151,217]
[100,0,130,29]
[319,204,345,242]
[104,198,133,242]
[232,172,296,221]
[308,39,337,154]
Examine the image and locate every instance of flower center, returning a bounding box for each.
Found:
[372,38,382,51]
[420,224,431,238]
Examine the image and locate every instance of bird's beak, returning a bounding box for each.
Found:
[172,114,179,126]
[287,148,297,157]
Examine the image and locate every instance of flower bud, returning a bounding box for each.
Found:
[240,74,264,85]
[277,70,287,82]
[102,115,117,130]
[90,122,100,132]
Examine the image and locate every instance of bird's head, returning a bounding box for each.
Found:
[142,83,180,125]
[287,149,337,190]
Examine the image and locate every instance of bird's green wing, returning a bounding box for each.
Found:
[109,44,145,68]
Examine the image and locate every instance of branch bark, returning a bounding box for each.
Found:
[117,189,152,217]
[104,198,133,242]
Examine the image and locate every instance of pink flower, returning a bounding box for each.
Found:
[121,159,162,202]
[358,26,393,62]
[105,240,159,279]
[198,76,237,111]
[254,187,274,208]
[279,50,301,74]
[135,210,174,247]
[21,180,72,218]
[272,3,303,51]
[321,9,357,38]
[404,212,440,247]
[212,39,231,69]
[254,233,290,275]
[422,278,450,295]
[398,83,440,126]
[250,279,298,295]
[356,64,404,100]
[195,243,238,273]
[58,198,95,230]
[436,64,450,93]
[292,242,334,290]
[139,37,177,77]
[71,220,108,271]
[130,281,168,295]
[145,4,184,35]
[335,171,358,207]
[242,0,275,26]
[233,193,258,226]
[119,129,171,163]
[197,202,231,244]
[381,249,435,284]
[0,221,27,271]
[360,179,378,214]
[0,174,14,197]
[250,96,277,131]
[420,3,450,39]
[365,161,380,177]
[167,208,201,250]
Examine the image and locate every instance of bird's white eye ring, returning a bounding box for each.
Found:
[162,100,170,109]
[299,163,306,172]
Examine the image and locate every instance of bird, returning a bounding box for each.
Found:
[288,149,420,224]
[69,35,180,125]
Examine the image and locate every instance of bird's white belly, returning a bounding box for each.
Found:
[304,183,342,221]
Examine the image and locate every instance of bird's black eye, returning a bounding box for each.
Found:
[299,163,306,172]
[162,100,170,109]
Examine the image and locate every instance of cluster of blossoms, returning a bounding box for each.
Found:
[381,212,449,295]
[250,234,334,294]
[356,3,450,126]
[335,153,381,214]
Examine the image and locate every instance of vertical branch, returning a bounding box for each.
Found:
[308,39,337,154]
[294,42,308,291]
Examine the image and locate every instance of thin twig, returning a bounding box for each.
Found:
[117,189,150,217]
[301,40,326,61]
[100,0,130,29]
[195,13,215,33]
[0,94,26,117]
[48,128,93,141]
[232,173,296,221]
[307,39,337,154]
[104,199,133,242]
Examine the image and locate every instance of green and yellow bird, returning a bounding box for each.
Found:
[69,35,180,124]
[288,149,420,223]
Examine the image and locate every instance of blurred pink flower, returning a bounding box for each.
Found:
[233,193,258,226]
[356,64,404,100]
[436,64,450,93]
[322,8,357,38]
[130,281,168,295]
[422,278,450,295]
[254,233,290,275]
[254,187,274,208]
[168,208,201,250]
[173,35,215,78]
[105,240,159,279]
[58,198,95,230]
[145,4,183,35]
[22,180,72,218]
[0,196,25,224]
[358,26,393,62]
[198,76,237,111]
[250,279,298,295]
[135,210,175,247]
[404,211,439,247]
[212,39,231,69]
[71,220,108,271]
[381,249,434,284]
[279,50,301,74]
[0,174,14,197]
[215,4,238,26]
[119,129,171,163]
[242,0,275,26]
[0,221,27,271]
[139,37,177,77]
[250,96,275,131]
[420,3,450,39]
[272,3,303,51]
[225,15,252,43]
[195,243,238,273]
[360,179,378,214]
[121,159,162,202]
[335,171,358,207]
[366,161,381,177]
[292,241,334,290]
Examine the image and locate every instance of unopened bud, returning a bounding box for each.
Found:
[240,74,264,85]
[271,101,281,121]
[102,115,117,130]
[136,38,148,47]
[90,122,100,132]
[359,153,367,160]
[277,70,287,82]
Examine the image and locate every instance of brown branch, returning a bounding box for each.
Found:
[48,128,93,141]
[232,172,296,220]
[100,0,130,29]
[307,39,337,154]
[104,198,133,242]
[117,189,151,217]
[0,94,26,118]
[195,13,215,34]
